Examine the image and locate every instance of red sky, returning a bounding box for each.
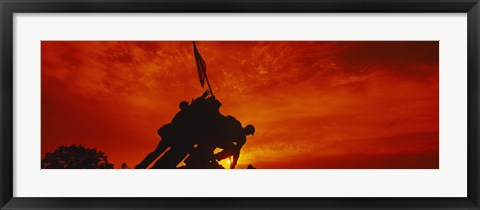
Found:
[41,41,439,169]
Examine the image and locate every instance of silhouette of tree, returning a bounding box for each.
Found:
[41,144,114,169]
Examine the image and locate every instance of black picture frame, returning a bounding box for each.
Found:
[1,0,479,209]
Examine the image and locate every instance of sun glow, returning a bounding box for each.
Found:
[218,156,233,169]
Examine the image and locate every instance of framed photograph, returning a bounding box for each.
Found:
[1,0,479,209]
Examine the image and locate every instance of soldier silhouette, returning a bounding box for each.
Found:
[135,101,191,169]
[150,92,219,169]
[136,91,255,169]
[212,117,254,169]
[151,92,215,168]
[182,114,254,169]
[134,123,174,169]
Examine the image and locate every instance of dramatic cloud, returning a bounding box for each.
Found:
[41,41,439,169]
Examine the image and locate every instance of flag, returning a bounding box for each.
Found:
[193,41,206,88]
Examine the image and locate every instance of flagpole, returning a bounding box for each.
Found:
[193,41,214,97]
[204,70,214,97]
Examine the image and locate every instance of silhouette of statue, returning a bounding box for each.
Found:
[181,114,254,169]
[136,92,255,169]
[149,99,199,169]
[211,118,254,169]
[134,123,172,169]
[135,101,190,169]
[182,145,224,169]
[139,42,256,169]
[151,91,221,169]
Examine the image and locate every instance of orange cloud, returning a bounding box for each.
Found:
[41,41,438,169]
